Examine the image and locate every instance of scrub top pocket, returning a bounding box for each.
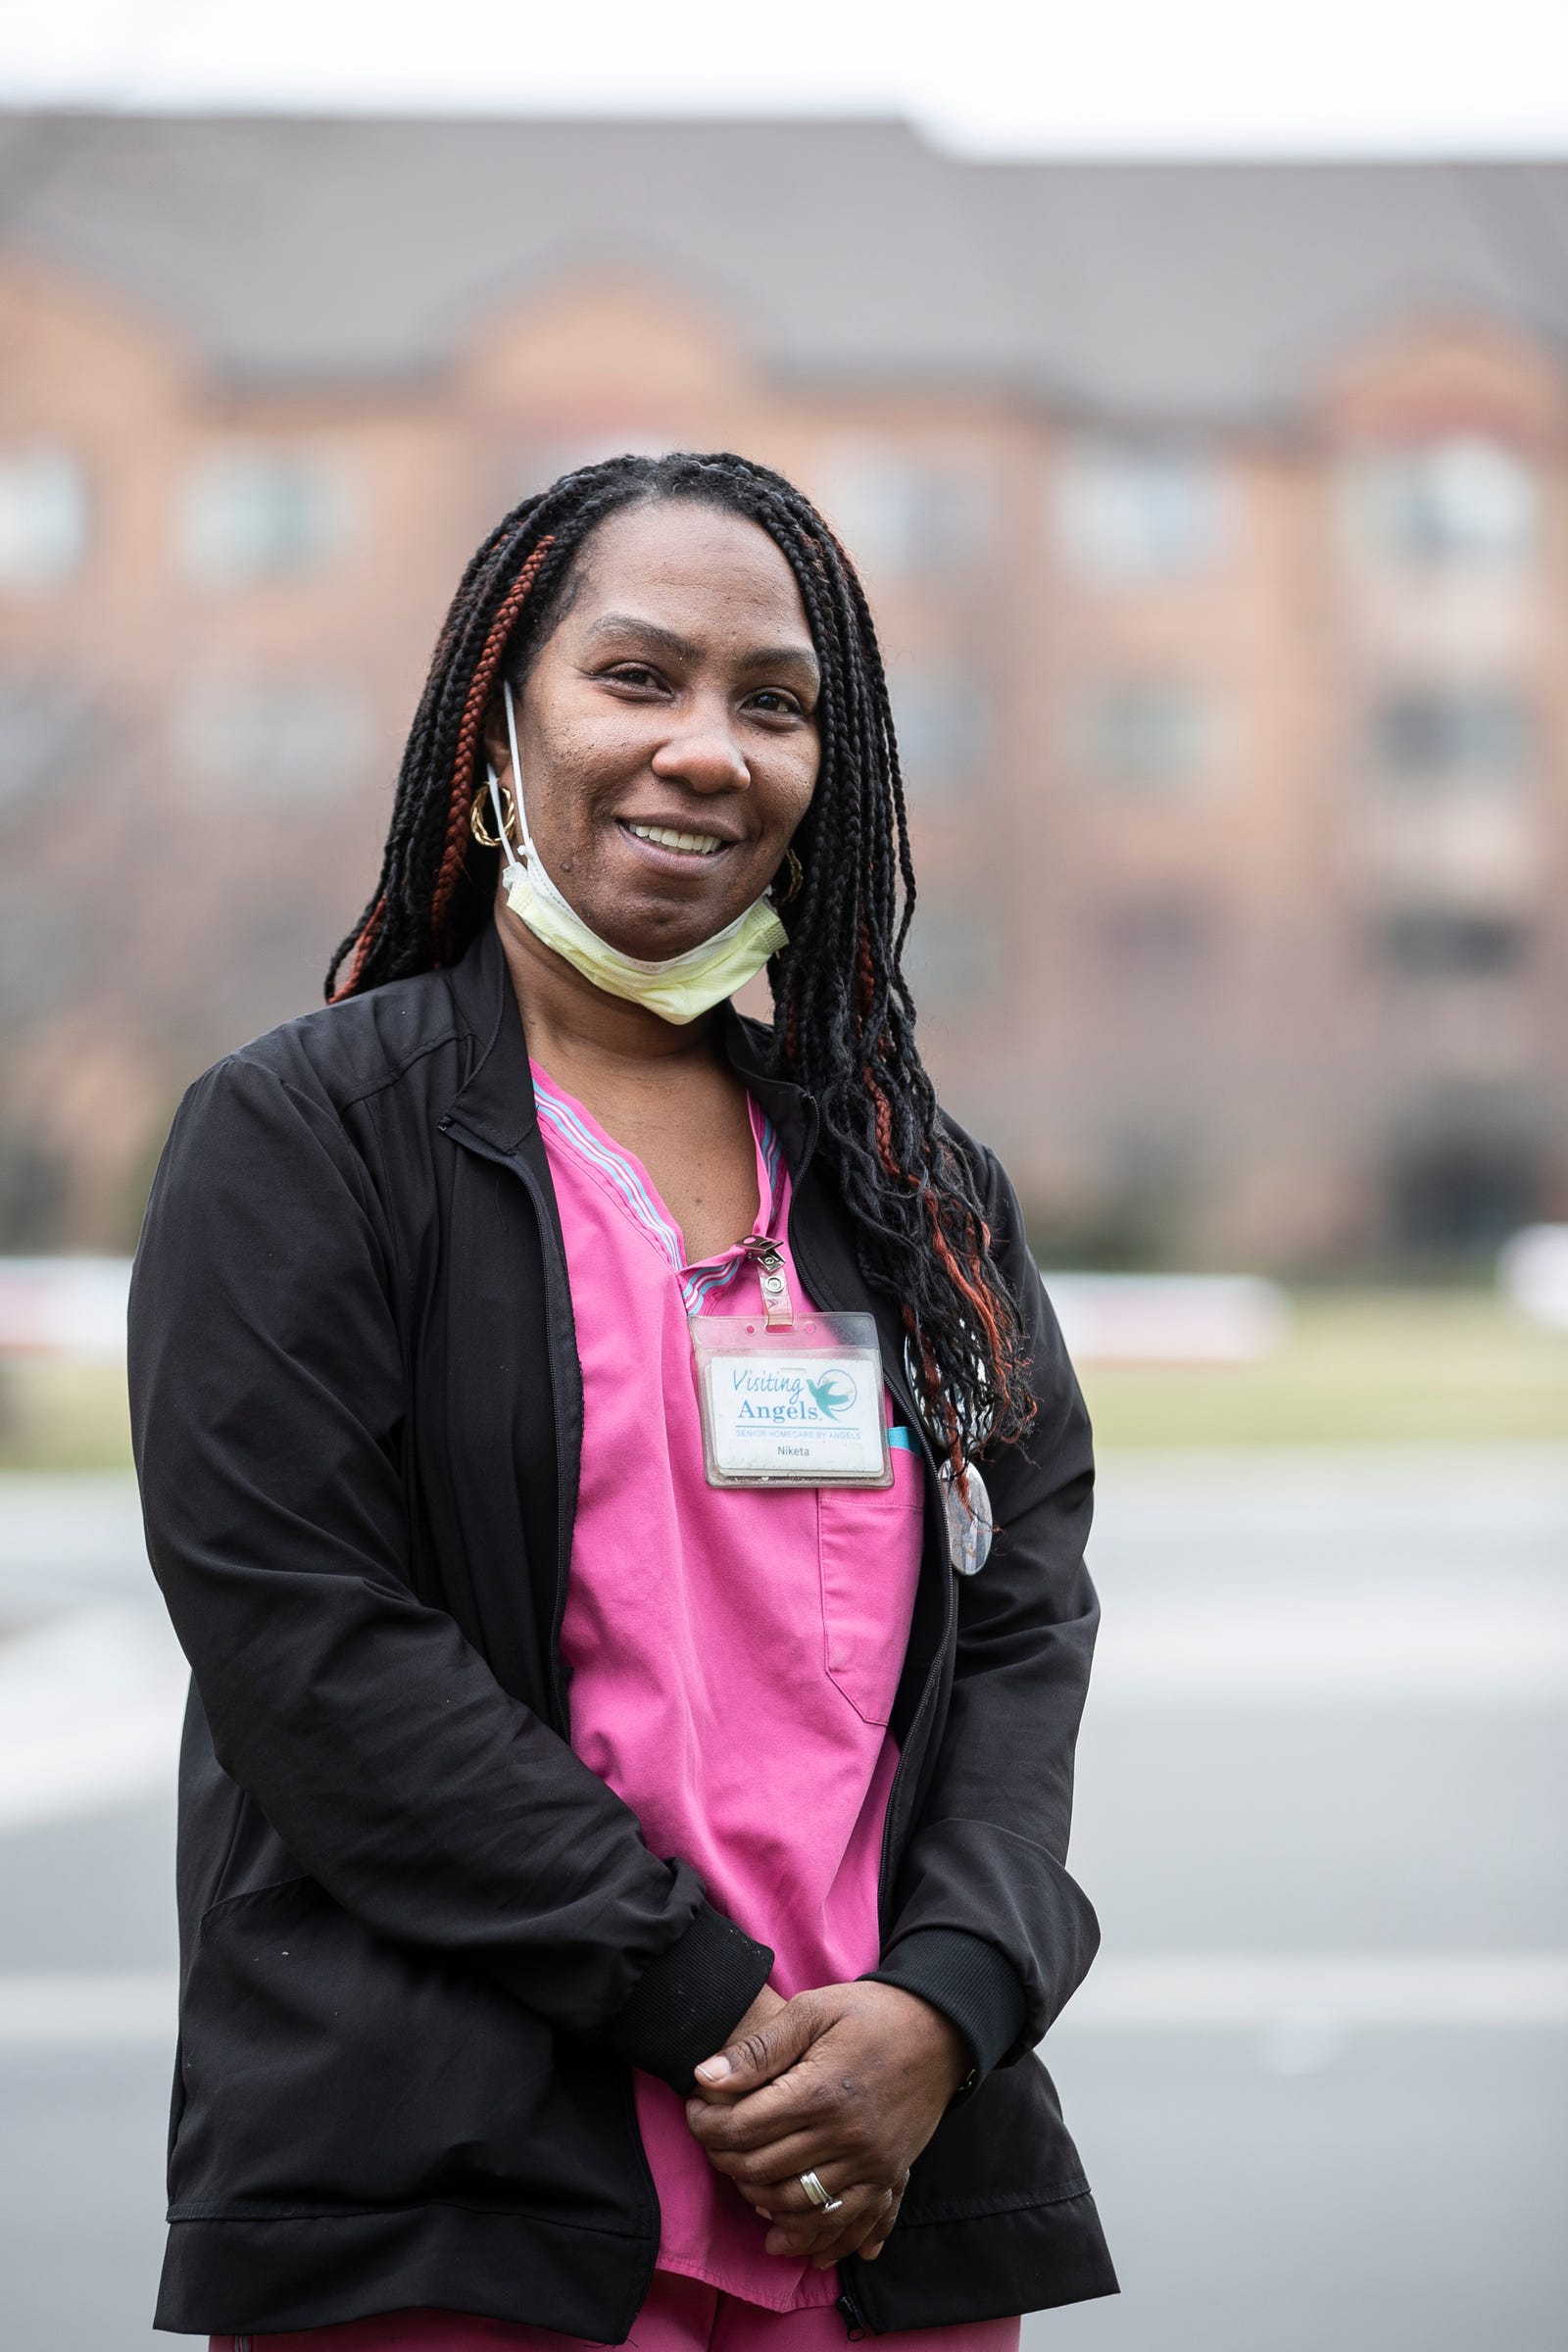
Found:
[816,1442,926,1726]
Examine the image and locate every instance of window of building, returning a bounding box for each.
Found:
[180,448,354,583]
[1381,906,1528,980]
[1055,437,1230,583]
[182,679,369,798]
[1348,436,1539,570]
[818,442,991,581]
[1370,684,1533,792]
[1388,1124,1539,1254]
[887,666,989,802]
[1080,678,1220,790]
[0,448,88,586]
[0,1132,67,1250]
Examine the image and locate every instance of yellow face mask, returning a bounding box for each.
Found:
[487,683,788,1028]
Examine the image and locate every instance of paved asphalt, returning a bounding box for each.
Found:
[1,1449,1564,2351]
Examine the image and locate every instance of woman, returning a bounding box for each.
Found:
[129,451,1115,2350]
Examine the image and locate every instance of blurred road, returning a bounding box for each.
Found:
[2,1450,1565,2351]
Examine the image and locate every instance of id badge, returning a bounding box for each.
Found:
[690,1311,893,1489]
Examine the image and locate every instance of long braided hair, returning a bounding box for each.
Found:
[327,452,1034,1457]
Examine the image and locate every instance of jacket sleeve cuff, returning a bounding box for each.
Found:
[860,1927,1028,2091]
[599,1900,774,2092]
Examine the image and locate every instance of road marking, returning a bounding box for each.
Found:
[3,1954,1566,2051]
[2,1580,1565,1842]
[0,1972,176,2046]
[1092,1593,1568,1706]
[2,1446,1566,1837]
[1061,1951,1568,2029]
[0,1605,186,1832]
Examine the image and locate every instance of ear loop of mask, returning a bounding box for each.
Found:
[484,677,529,886]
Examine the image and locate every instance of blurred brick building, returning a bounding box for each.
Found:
[2,115,1566,1265]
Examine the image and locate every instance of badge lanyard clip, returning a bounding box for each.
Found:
[741,1235,794,1330]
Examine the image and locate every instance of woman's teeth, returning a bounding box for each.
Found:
[625,823,726,857]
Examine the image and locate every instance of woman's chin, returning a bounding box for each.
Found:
[590,881,755,960]
[596,910,730,960]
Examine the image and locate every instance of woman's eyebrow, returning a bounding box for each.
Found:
[735,641,820,687]
[584,613,699,662]
[584,612,819,685]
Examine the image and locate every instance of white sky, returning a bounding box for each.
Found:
[1,0,1566,156]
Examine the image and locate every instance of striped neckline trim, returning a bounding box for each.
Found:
[530,1062,785,1313]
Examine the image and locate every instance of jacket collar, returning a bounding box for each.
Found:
[441,917,817,1174]
[716,1004,818,1178]
[442,919,539,1156]
[441,919,906,1411]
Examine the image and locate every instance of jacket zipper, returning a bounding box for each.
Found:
[442,1107,663,2331]
[439,1116,579,1736]
[836,2280,870,2338]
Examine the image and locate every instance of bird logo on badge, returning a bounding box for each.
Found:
[806,1370,858,1421]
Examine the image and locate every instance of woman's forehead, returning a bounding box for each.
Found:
[570,499,812,637]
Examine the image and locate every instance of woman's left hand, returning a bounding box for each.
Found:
[684,1981,971,2268]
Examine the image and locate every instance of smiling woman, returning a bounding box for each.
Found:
[327,454,1037,1451]
[129,450,1115,2352]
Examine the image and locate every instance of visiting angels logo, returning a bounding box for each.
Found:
[805,1369,858,1421]
[727,1364,860,1423]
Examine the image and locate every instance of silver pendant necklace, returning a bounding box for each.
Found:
[903,1331,996,1577]
[937,1457,994,1577]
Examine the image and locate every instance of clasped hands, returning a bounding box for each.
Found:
[683,1980,971,2271]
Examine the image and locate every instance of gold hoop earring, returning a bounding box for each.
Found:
[771,847,804,906]
[469,783,514,852]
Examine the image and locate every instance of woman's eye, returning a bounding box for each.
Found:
[604,662,665,692]
[749,690,804,718]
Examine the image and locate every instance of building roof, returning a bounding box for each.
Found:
[4,112,1568,422]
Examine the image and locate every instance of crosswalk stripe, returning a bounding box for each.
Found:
[4,1955,1567,2050]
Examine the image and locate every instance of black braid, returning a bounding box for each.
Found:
[326,452,1035,1452]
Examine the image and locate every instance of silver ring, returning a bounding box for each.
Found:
[799,2169,842,2213]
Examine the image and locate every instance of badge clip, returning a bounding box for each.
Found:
[741,1236,795,1330]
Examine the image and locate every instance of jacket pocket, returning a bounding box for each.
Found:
[816,1446,925,1726]
[843,2051,1118,2328]
[170,1874,636,2232]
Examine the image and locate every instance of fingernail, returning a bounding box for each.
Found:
[757,2208,771,2221]
[695,2054,731,2082]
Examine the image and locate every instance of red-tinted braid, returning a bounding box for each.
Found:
[329,895,385,1005]
[867,1057,998,1469]
[903,1302,961,1464]
[428,537,555,961]
[923,1195,1008,1376]
[865,1066,899,1180]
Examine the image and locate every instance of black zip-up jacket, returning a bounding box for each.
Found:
[127,919,1117,2340]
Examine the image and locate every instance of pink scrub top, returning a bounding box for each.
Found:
[251,1063,925,2344]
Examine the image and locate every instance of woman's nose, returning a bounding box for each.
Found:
[649,711,750,796]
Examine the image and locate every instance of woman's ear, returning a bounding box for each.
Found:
[480,699,513,784]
